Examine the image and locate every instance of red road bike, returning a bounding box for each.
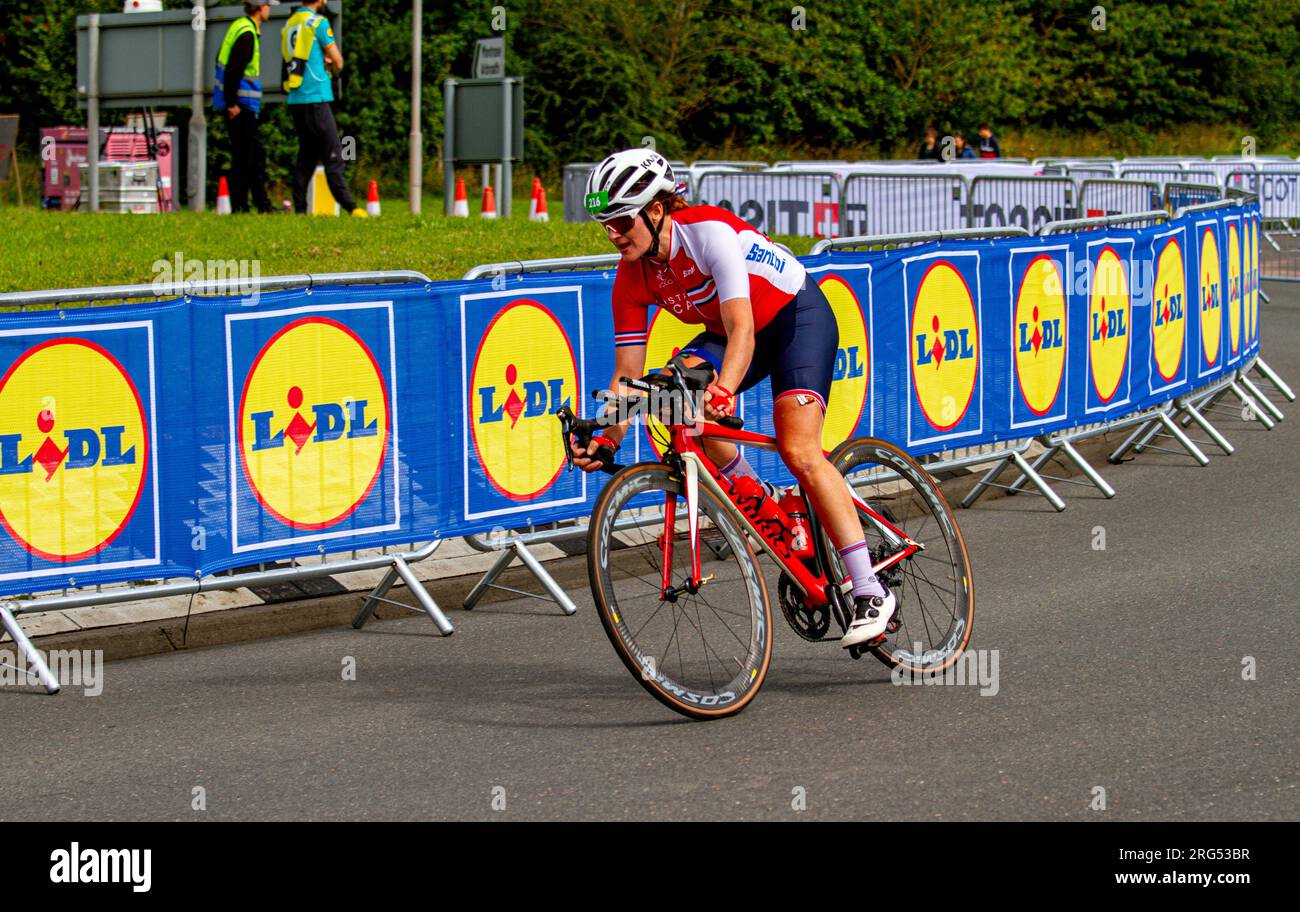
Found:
[557,363,973,719]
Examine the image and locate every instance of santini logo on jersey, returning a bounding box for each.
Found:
[744,244,786,273]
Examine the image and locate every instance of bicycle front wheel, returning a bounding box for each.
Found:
[825,437,974,675]
[588,462,772,720]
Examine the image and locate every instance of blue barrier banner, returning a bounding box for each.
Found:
[0,203,1262,596]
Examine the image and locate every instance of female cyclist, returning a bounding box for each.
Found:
[570,148,895,648]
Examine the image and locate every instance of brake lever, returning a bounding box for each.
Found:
[555,406,577,472]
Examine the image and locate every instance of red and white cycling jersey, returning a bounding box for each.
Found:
[611,205,807,347]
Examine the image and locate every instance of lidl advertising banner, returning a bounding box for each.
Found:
[0,203,1262,595]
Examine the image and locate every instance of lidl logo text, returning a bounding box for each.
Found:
[250,388,377,453]
[915,321,976,367]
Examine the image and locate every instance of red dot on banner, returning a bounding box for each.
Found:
[1032,306,1039,323]
[931,315,940,333]
[505,364,517,386]
[287,386,303,409]
[671,347,681,358]
[37,409,54,433]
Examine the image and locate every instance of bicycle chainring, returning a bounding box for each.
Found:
[778,573,832,642]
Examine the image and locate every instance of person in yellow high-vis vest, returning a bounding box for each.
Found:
[282,0,364,215]
[213,0,275,212]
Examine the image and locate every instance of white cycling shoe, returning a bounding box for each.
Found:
[841,589,897,648]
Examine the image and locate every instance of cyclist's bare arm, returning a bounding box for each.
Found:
[709,297,755,418]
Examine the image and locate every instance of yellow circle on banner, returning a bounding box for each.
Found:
[469,301,577,501]
[1248,220,1258,343]
[1199,227,1222,366]
[1227,223,1241,356]
[0,338,147,561]
[818,275,869,451]
[643,308,704,459]
[1013,255,1067,415]
[1152,238,1187,382]
[239,318,389,529]
[1088,246,1130,403]
[911,261,979,431]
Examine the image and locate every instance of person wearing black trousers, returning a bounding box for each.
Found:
[282,0,363,215]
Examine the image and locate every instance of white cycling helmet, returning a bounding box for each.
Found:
[584,149,678,221]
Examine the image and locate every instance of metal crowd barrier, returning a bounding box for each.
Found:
[0,271,463,695]
[692,169,842,238]
[986,200,1287,507]
[968,175,1078,233]
[1119,167,1219,196]
[1077,178,1161,218]
[839,172,970,236]
[1163,181,1221,211]
[806,229,1074,503]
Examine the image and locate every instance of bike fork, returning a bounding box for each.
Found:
[660,493,677,595]
[684,457,704,585]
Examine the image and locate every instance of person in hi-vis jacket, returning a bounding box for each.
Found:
[214,0,275,212]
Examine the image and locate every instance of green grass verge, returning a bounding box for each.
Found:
[0,197,809,294]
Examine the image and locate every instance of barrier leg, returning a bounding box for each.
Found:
[353,564,399,629]
[1152,412,1211,466]
[1227,380,1276,430]
[0,604,59,694]
[1057,438,1117,499]
[392,557,455,635]
[1109,416,1161,463]
[1179,399,1234,456]
[1005,440,1058,495]
[960,454,1015,508]
[1239,375,1285,422]
[1252,357,1294,402]
[353,557,454,636]
[463,538,577,616]
[1008,450,1067,512]
[1131,416,1165,454]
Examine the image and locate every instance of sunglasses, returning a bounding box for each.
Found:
[598,213,639,236]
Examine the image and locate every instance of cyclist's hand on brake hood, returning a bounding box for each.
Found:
[571,434,619,473]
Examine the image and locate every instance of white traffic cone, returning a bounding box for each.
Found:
[366,180,381,217]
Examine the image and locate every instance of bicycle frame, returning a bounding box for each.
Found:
[662,420,922,609]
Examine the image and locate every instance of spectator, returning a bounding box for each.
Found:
[952,131,976,159]
[917,126,941,160]
[282,0,364,216]
[213,0,275,213]
[977,122,1002,159]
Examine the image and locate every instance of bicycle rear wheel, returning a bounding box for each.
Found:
[588,462,772,720]
[824,437,974,675]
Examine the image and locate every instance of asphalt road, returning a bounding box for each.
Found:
[2,287,1297,822]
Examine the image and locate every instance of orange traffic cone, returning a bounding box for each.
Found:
[216,176,232,215]
[452,178,469,217]
[481,184,497,219]
[528,176,541,220]
[533,183,550,223]
[366,180,381,217]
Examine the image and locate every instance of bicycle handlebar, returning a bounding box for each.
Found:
[555,364,745,475]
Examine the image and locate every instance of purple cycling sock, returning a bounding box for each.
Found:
[838,540,887,599]
[720,450,759,482]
